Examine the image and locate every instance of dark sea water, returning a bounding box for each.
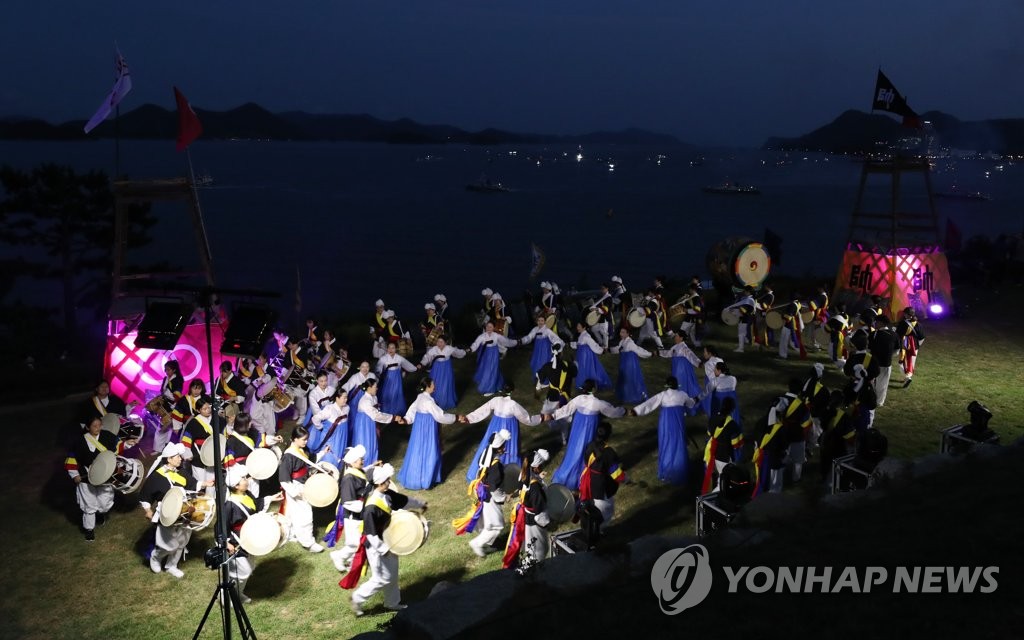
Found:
[1,140,1021,325]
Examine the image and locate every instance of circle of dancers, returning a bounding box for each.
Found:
[65,276,925,613]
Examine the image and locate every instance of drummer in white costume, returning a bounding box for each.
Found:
[64,416,139,540]
[350,463,427,616]
[521,449,552,565]
[139,442,213,578]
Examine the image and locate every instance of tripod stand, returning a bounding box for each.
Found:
[183,286,276,640]
[193,547,256,640]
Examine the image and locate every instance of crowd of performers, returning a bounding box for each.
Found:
[65,275,926,613]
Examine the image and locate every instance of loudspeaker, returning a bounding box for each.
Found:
[136,300,192,350]
[221,305,276,358]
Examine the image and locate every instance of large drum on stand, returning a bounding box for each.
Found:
[706,237,773,290]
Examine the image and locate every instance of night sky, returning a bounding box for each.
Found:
[2,1,1021,146]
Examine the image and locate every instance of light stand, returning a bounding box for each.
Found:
[183,286,278,640]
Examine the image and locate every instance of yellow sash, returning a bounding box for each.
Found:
[344,467,367,481]
[228,492,256,512]
[366,491,391,514]
[92,396,108,416]
[194,415,213,436]
[85,433,108,452]
[157,466,188,486]
[220,376,238,397]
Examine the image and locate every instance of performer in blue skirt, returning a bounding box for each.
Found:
[572,322,612,390]
[661,333,703,403]
[521,314,564,386]
[351,379,404,465]
[460,382,541,482]
[310,390,350,469]
[545,379,625,489]
[614,327,651,404]
[418,336,466,410]
[397,378,458,490]
[341,361,375,410]
[701,361,741,426]
[631,376,696,485]
[468,321,519,396]
[375,342,417,416]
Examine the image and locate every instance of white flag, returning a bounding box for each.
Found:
[83,47,133,133]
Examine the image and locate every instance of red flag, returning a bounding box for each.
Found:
[946,219,962,253]
[174,87,203,152]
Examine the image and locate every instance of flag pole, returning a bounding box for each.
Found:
[114,105,121,179]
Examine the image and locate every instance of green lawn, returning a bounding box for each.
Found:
[1,283,1021,640]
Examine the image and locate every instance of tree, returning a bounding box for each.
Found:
[0,163,156,338]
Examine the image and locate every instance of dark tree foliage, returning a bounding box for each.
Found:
[0,163,156,336]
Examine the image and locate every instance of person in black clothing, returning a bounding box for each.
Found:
[580,422,626,532]
[843,331,881,382]
[469,429,511,557]
[216,360,247,405]
[801,363,830,445]
[520,448,552,564]
[350,463,426,616]
[329,444,373,572]
[64,415,139,540]
[702,396,744,494]
[869,317,901,407]
[895,307,925,387]
[223,464,263,604]
[81,379,136,426]
[818,390,857,488]
[537,342,578,443]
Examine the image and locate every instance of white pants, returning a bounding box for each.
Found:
[332,517,364,567]
[779,327,792,358]
[352,546,401,608]
[785,442,806,482]
[290,390,308,422]
[525,524,549,563]
[875,366,892,407]
[249,399,278,439]
[736,323,750,350]
[151,423,174,456]
[76,482,115,530]
[768,468,785,493]
[153,523,192,571]
[470,498,505,554]
[229,555,254,597]
[541,399,569,443]
[680,320,701,347]
[286,494,316,548]
[593,497,614,531]
[192,465,215,497]
[639,319,664,349]
[591,323,609,349]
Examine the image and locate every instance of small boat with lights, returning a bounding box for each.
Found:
[703,182,760,195]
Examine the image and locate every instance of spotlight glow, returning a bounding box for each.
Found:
[929,303,944,315]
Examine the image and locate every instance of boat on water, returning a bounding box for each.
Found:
[935,188,990,201]
[465,178,510,193]
[702,182,760,195]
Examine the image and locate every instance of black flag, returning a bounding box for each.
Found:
[871,70,921,128]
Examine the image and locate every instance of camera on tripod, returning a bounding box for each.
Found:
[204,545,229,570]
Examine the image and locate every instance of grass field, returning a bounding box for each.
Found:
[1,282,1021,640]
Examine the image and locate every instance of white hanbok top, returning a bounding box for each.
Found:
[703,356,724,384]
[706,374,738,394]
[664,342,701,367]
[420,344,467,367]
[552,393,625,420]
[312,401,348,426]
[632,389,695,416]
[575,330,604,354]
[357,393,394,423]
[403,392,457,424]
[469,331,518,352]
[464,396,541,426]
[375,353,417,376]
[618,337,652,358]
[521,325,564,347]
[307,384,336,413]
[342,371,374,394]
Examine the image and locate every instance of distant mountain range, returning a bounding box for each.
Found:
[0,103,685,146]
[764,110,1024,154]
